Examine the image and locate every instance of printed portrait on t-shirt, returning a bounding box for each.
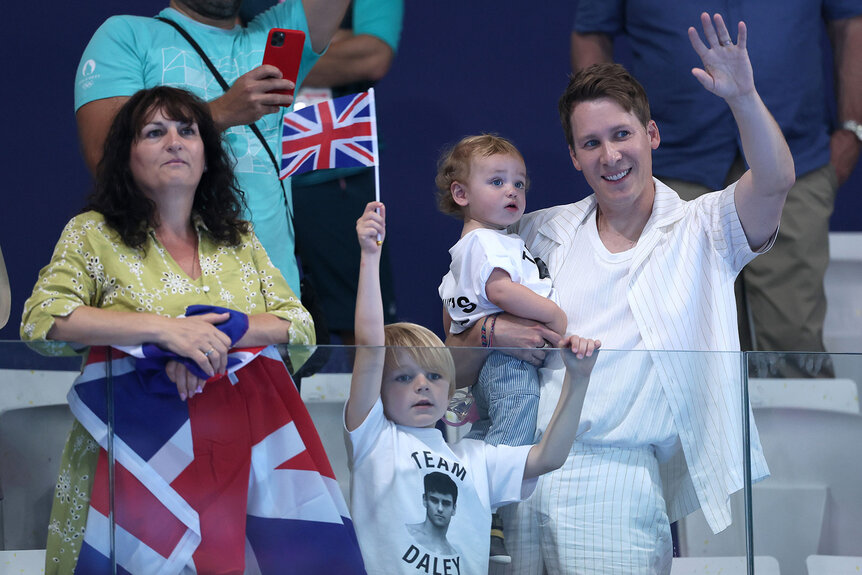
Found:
[403,471,462,569]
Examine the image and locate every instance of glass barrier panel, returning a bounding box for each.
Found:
[745,351,862,575]
[0,340,82,566]
[5,342,773,574]
[290,345,755,573]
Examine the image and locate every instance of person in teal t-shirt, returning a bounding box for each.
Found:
[75,0,351,297]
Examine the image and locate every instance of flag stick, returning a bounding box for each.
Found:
[368,88,383,245]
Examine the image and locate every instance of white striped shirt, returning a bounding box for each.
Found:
[558,208,680,463]
[519,178,770,533]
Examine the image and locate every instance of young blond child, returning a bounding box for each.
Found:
[346,201,599,574]
[436,134,571,562]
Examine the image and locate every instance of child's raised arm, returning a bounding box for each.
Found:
[346,201,388,431]
[523,335,601,478]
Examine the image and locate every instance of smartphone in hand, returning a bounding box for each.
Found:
[262,28,305,98]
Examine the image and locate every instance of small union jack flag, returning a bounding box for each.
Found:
[280,89,378,179]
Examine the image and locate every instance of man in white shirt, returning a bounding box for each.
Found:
[448,13,794,573]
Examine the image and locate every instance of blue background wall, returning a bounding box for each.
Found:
[2,1,860,339]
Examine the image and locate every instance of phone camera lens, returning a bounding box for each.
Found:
[272,31,285,47]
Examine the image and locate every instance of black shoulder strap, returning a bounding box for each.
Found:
[155,16,284,184]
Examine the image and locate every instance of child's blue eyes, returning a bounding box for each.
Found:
[487,178,525,189]
[392,372,443,383]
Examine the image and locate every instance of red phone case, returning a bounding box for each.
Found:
[262,28,306,97]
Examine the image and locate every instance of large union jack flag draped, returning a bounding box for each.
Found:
[280,89,378,179]
[68,305,366,574]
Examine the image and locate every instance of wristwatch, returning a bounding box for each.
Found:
[841,120,862,143]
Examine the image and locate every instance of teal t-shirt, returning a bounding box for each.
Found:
[74,3,321,295]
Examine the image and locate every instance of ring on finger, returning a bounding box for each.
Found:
[204,348,215,357]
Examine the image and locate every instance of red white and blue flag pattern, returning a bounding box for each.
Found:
[67,306,365,574]
[279,89,378,179]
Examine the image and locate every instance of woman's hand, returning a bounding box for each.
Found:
[48,307,233,376]
[158,312,232,378]
[166,360,207,401]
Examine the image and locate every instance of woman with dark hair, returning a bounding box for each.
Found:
[20,87,361,574]
[24,84,313,400]
[90,85,251,252]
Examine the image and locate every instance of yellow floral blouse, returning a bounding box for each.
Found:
[22,210,314,348]
[20,211,315,573]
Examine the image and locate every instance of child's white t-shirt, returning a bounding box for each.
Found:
[345,399,536,574]
[439,228,556,334]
